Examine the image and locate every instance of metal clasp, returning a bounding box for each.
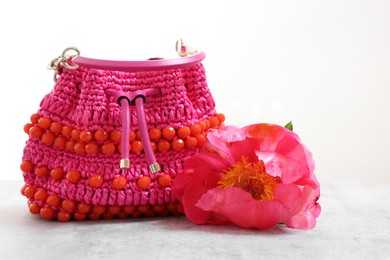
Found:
[176,39,198,57]
[48,46,80,82]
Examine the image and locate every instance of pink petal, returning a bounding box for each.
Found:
[182,178,213,224]
[244,124,299,151]
[172,152,232,225]
[285,210,318,230]
[197,187,290,229]
[208,125,247,143]
[256,151,309,184]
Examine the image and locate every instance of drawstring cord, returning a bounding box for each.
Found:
[106,88,162,173]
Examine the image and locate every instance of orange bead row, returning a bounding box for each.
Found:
[24,113,225,155]
[20,160,172,190]
[22,184,182,222]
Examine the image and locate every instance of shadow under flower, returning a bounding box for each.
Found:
[151,216,295,236]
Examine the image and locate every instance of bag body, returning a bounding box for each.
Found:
[20,45,225,221]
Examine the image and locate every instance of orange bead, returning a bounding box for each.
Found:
[150,142,157,152]
[29,203,41,215]
[152,205,165,213]
[137,205,151,214]
[177,126,191,139]
[107,206,120,215]
[34,189,48,202]
[166,203,177,212]
[190,124,202,136]
[61,125,73,138]
[112,176,127,189]
[171,138,184,151]
[24,186,37,199]
[40,206,55,219]
[101,142,116,154]
[137,176,151,190]
[162,126,176,140]
[29,126,43,138]
[102,212,114,220]
[109,130,122,143]
[41,132,55,145]
[130,131,137,142]
[73,212,87,221]
[216,113,225,124]
[77,202,91,214]
[57,210,71,222]
[24,123,33,134]
[20,160,34,172]
[198,121,207,131]
[79,130,93,143]
[130,211,142,218]
[149,128,162,142]
[30,113,41,124]
[122,205,136,214]
[71,129,81,141]
[209,116,219,127]
[157,139,170,153]
[158,209,169,217]
[62,199,76,212]
[35,166,49,178]
[157,174,172,187]
[94,129,108,142]
[92,205,106,215]
[88,212,101,220]
[38,117,52,129]
[66,170,81,183]
[185,136,198,149]
[54,136,67,148]
[46,194,61,207]
[50,122,63,134]
[85,142,99,154]
[74,142,86,154]
[144,209,156,218]
[88,174,104,187]
[20,184,27,196]
[131,140,143,153]
[116,212,128,219]
[65,140,76,151]
[203,119,211,129]
[50,167,65,180]
[196,134,207,146]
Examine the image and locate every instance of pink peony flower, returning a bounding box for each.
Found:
[172,123,321,230]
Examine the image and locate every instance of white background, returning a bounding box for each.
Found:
[0,0,389,182]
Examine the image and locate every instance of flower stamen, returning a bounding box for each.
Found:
[217,156,279,201]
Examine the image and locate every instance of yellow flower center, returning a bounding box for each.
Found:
[217,156,279,201]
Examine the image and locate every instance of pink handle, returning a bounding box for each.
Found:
[73,51,206,72]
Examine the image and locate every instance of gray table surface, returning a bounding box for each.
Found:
[1,180,389,260]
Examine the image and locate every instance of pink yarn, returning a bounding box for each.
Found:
[22,62,217,211]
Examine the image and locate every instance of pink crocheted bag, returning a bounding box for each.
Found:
[20,41,225,221]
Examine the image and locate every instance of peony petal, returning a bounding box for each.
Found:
[208,125,247,143]
[197,187,290,229]
[256,151,309,184]
[243,124,299,151]
[285,210,317,230]
[275,184,315,218]
[228,138,261,163]
[183,153,230,174]
[182,178,214,224]
[173,152,232,225]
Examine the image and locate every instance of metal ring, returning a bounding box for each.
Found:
[61,46,80,70]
